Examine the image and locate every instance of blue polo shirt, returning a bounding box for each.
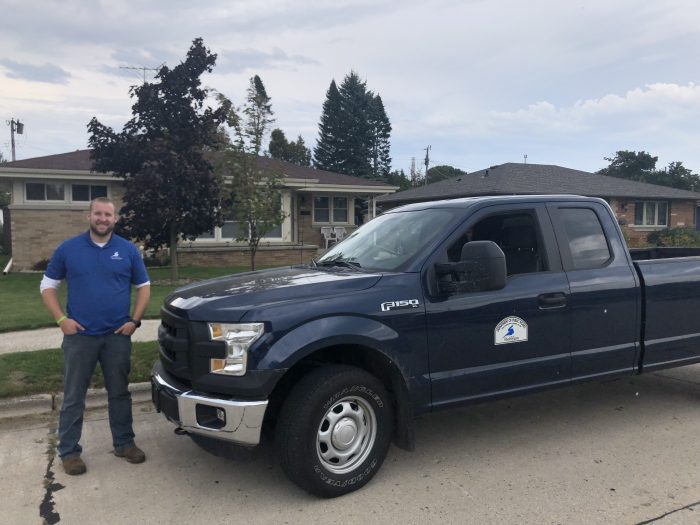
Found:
[45,232,150,336]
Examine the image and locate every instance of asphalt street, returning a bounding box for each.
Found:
[2,364,699,525]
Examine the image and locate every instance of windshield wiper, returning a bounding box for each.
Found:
[314,256,363,271]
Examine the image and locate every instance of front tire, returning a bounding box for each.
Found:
[276,365,393,497]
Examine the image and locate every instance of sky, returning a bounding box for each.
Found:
[1,0,700,175]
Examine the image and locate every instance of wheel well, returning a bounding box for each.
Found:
[264,344,414,451]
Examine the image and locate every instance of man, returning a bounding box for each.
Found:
[40,197,151,476]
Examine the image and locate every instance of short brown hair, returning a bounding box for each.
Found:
[89,196,115,212]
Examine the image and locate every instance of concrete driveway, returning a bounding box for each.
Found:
[2,364,699,524]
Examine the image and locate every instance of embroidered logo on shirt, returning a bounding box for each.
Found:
[110,251,123,260]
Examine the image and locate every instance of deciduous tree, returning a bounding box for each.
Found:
[217,76,285,270]
[88,38,230,281]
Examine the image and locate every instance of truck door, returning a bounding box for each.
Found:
[546,202,641,379]
[424,203,572,409]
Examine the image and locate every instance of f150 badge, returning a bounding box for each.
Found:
[495,316,528,345]
[381,299,420,312]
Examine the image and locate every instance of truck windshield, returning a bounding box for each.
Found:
[316,209,457,272]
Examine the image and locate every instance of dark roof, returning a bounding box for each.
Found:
[378,162,700,203]
[2,150,94,171]
[2,149,394,189]
[253,156,391,187]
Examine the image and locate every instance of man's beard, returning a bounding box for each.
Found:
[90,223,114,238]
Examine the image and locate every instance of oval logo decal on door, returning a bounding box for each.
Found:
[495,316,528,345]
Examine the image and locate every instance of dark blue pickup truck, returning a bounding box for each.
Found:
[151,195,700,497]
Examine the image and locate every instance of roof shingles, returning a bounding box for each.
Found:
[2,149,393,189]
[379,163,700,203]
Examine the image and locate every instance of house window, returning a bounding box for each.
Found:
[313,196,348,224]
[634,201,668,226]
[221,221,283,240]
[333,197,348,222]
[25,182,65,201]
[313,196,330,222]
[72,184,108,201]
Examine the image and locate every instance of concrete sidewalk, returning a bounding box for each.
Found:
[0,319,160,355]
[0,321,161,419]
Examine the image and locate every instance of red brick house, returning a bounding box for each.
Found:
[378,163,700,245]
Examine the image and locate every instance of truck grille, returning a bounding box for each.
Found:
[158,306,192,381]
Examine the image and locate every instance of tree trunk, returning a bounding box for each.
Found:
[250,246,256,272]
[170,224,179,282]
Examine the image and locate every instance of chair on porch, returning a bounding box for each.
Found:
[333,226,347,242]
[321,226,336,249]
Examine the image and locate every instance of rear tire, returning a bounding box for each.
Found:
[276,365,393,498]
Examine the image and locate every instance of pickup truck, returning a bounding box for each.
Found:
[151,195,700,497]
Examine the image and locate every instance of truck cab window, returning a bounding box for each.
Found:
[559,208,611,270]
[447,212,547,276]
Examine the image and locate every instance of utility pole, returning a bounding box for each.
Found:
[119,64,163,84]
[7,118,24,161]
[410,157,416,186]
[524,154,528,164]
[423,145,431,185]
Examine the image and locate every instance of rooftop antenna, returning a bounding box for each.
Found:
[119,64,164,84]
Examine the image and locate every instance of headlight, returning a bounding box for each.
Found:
[207,323,264,376]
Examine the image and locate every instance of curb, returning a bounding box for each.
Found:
[0,382,152,420]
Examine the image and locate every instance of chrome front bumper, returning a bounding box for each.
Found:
[151,369,268,446]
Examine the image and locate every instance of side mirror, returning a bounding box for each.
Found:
[435,240,506,294]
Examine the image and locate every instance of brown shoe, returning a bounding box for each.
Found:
[62,455,87,475]
[115,444,146,464]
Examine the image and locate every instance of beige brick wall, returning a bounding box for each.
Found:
[178,245,318,269]
[11,208,89,270]
[9,191,125,271]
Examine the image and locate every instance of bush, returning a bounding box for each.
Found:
[647,227,700,247]
[32,258,50,271]
[143,252,170,267]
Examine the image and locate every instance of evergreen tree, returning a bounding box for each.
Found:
[314,80,343,172]
[336,71,373,177]
[368,95,391,178]
[269,129,311,166]
[314,71,391,179]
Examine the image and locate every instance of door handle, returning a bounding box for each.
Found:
[538,292,567,309]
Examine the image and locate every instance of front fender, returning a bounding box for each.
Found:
[252,315,400,370]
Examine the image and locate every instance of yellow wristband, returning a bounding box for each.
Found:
[56,315,67,325]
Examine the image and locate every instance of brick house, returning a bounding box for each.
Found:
[0,150,397,270]
[378,163,700,245]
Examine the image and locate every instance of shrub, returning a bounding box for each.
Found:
[143,252,170,267]
[647,227,700,247]
[32,258,50,271]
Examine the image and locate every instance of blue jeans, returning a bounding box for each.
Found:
[58,333,135,458]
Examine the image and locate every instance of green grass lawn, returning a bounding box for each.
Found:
[0,265,249,333]
[0,341,159,398]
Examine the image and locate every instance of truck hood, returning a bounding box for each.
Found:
[164,266,382,322]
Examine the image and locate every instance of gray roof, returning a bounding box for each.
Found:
[378,163,700,204]
[2,149,394,189]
